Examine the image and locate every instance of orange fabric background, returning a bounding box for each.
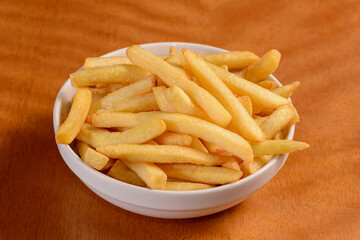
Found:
[1,0,359,239]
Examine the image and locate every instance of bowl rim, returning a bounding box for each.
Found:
[53,42,295,197]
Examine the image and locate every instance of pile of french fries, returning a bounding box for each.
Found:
[55,45,309,191]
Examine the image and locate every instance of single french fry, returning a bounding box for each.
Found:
[254,116,269,126]
[158,164,242,185]
[242,49,281,82]
[56,88,92,144]
[272,81,300,98]
[221,157,241,171]
[76,119,166,147]
[260,105,295,139]
[84,56,167,69]
[126,45,231,127]
[108,160,146,187]
[183,49,264,142]
[123,160,167,189]
[97,144,225,166]
[202,51,259,69]
[165,86,209,120]
[190,136,208,153]
[92,112,253,163]
[89,75,155,115]
[251,140,309,156]
[164,182,212,191]
[285,104,300,128]
[70,64,150,88]
[209,63,290,109]
[104,92,159,112]
[257,80,278,90]
[76,140,111,170]
[154,132,192,147]
[237,95,253,116]
[152,86,176,112]
[202,140,233,156]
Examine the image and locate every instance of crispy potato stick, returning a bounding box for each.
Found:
[260,105,295,139]
[165,86,209,120]
[209,63,290,109]
[76,119,166,147]
[108,82,124,92]
[251,140,309,156]
[90,87,111,95]
[240,158,265,176]
[190,136,208,153]
[183,49,264,142]
[273,131,284,140]
[84,56,167,69]
[202,51,259,69]
[104,92,159,112]
[221,157,241,171]
[70,64,150,88]
[254,116,269,126]
[167,47,193,74]
[92,112,253,163]
[272,81,301,98]
[202,140,233,156]
[237,95,253,116]
[257,80,278,90]
[164,182,212,191]
[154,132,192,147]
[97,144,225,166]
[158,164,242,185]
[76,140,111,170]
[126,45,231,127]
[242,49,281,82]
[152,86,176,112]
[55,88,92,144]
[285,105,300,127]
[108,160,146,187]
[89,75,155,115]
[123,160,167,189]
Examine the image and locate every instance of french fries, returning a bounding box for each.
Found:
[126,45,232,127]
[97,144,226,166]
[70,64,150,87]
[159,164,242,185]
[242,49,281,82]
[251,140,309,156]
[154,132,193,147]
[55,87,92,144]
[92,112,253,163]
[58,45,309,191]
[76,119,166,147]
[183,49,264,142]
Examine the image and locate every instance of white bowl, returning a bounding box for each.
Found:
[53,42,295,219]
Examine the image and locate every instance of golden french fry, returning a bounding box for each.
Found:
[272,81,300,98]
[221,157,241,171]
[104,92,159,112]
[209,63,290,109]
[97,144,225,166]
[183,49,264,142]
[92,112,253,163]
[260,105,295,139]
[76,140,111,170]
[152,86,176,112]
[190,136,208,153]
[76,119,166,147]
[107,160,146,187]
[158,163,242,185]
[285,104,300,128]
[126,45,231,127]
[154,132,192,147]
[123,160,167,189]
[164,182,212,191]
[237,95,253,116]
[165,86,209,120]
[55,88,92,144]
[257,80,278,90]
[84,56,167,69]
[254,116,269,126]
[70,64,150,87]
[251,140,309,156]
[202,140,233,156]
[242,49,281,82]
[89,75,155,115]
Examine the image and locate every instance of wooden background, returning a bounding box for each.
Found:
[1,0,359,239]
